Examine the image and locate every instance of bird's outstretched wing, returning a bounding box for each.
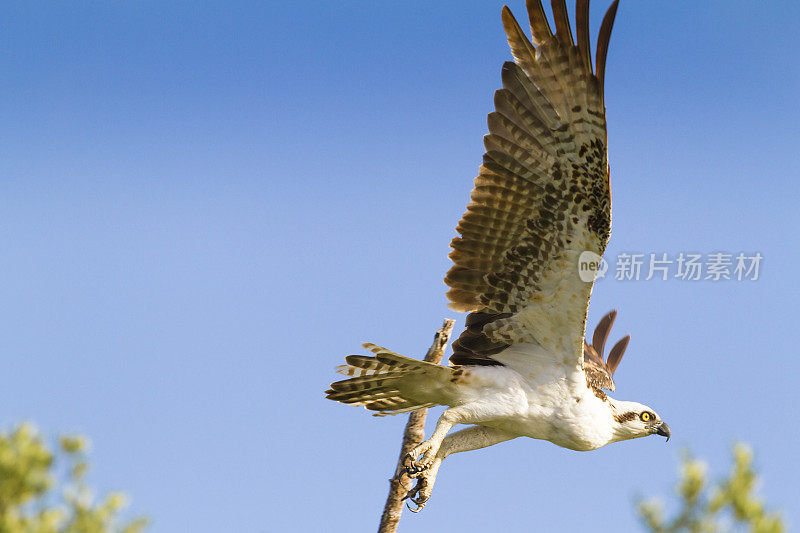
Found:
[446,0,619,371]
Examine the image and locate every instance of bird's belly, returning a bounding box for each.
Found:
[484,411,602,451]
[449,365,609,451]
[480,389,608,451]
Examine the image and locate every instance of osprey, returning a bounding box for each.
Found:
[326,0,669,510]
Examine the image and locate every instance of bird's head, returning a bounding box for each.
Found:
[608,400,670,443]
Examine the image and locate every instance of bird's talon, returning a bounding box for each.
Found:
[402,484,419,501]
[402,476,431,512]
[405,492,428,513]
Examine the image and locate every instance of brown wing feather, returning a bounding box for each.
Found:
[583,342,614,391]
[591,308,617,355]
[525,0,552,45]
[582,310,630,392]
[606,334,630,375]
[576,0,593,76]
[550,0,574,46]
[595,0,620,100]
[448,2,619,367]
[450,312,511,366]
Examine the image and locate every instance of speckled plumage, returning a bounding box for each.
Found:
[446,2,615,374]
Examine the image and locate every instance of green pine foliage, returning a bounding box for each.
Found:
[638,444,784,533]
[0,423,147,533]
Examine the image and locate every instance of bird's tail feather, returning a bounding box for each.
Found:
[326,343,451,416]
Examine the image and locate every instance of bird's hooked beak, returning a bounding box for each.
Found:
[654,421,671,442]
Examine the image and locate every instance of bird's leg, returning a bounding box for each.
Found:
[404,407,465,474]
[403,425,517,512]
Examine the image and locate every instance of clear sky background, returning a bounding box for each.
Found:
[1,1,799,531]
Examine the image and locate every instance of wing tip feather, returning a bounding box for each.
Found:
[524,0,552,45]
[595,0,620,93]
[576,0,592,76]
[606,333,630,375]
[550,0,574,47]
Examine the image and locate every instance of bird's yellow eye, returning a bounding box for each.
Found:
[640,412,651,422]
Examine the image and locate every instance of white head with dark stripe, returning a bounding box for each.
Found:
[608,399,670,443]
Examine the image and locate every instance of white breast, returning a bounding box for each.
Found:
[458,343,617,451]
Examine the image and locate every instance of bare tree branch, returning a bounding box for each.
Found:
[377,318,455,533]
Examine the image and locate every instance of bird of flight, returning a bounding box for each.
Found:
[326,0,670,511]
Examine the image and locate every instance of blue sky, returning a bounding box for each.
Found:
[1,1,798,531]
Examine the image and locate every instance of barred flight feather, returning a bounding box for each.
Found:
[326,343,455,416]
[448,1,620,377]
